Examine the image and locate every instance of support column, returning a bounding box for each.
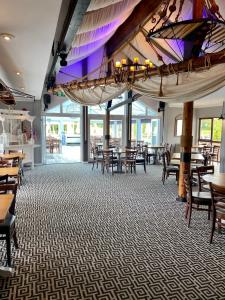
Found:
[177,102,193,201]
[177,0,203,201]
[220,116,225,172]
[81,106,88,162]
[126,90,132,148]
[105,100,112,148]
[80,58,89,162]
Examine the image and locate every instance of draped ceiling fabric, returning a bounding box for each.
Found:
[58,0,225,106]
[67,0,141,64]
[60,64,225,105]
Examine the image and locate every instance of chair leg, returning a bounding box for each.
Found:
[210,213,216,244]
[185,203,189,219]
[6,233,11,267]
[162,171,165,185]
[208,206,211,220]
[13,228,19,249]
[144,162,146,173]
[187,204,192,228]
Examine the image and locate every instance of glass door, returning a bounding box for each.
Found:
[89,119,104,150]
[45,116,81,164]
[110,120,122,147]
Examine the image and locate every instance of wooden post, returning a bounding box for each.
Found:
[177,0,203,201]
[105,101,112,148]
[126,91,132,148]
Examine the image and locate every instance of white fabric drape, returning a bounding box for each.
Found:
[77,0,141,34]
[73,9,132,47]
[87,0,123,12]
[61,64,225,105]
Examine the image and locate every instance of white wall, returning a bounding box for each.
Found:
[164,104,222,148]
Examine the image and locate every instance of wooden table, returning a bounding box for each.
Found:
[0,167,19,177]
[0,153,25,160]
[0,194,14,223]
[203,173,225,186]
[172,152,204,161]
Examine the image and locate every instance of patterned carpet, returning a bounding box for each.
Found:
[1,163,225,300]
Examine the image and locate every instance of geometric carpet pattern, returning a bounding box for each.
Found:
[1,163,225,299]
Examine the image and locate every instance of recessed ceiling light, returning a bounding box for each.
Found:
[16,72,21,76]
[0,33,15,41]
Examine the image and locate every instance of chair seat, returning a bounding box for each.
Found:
[167,166,179,172]
[0,213,15,229]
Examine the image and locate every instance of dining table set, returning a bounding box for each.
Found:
[0,151,25,277]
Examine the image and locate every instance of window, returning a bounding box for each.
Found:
[174,115,183,136]
[199,118,222,142]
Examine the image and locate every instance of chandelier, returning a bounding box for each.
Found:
[113,57,154,83]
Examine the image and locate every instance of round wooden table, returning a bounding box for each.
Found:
[202,173,225,187]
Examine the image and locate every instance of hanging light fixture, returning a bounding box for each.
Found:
[113,57,154,82]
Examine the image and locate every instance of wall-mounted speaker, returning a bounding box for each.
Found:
[158,101,165,113]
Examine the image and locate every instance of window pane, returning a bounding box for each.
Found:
[131,120,137,140]
[212,118,222,142]
[47,105,60,113]
[199,119,212,140]
[62,100,80,114]
[176,119,183,136]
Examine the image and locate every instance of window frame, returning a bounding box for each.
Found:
[198,117,222,143]
[174,114,183,137]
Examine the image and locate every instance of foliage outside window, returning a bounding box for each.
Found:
[199,118,222,142]
[175,115,183,136]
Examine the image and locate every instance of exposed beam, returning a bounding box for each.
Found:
[106,0,162,57]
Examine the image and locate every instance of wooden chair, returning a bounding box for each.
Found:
[209,183,225,244]
[196,165,214,192]
[101,150,118,175]
[91,147,103,170]
[122,149,137,173]
[0,183,19,266]
[161,152,179,184]
[210,146,220,162]
[135,147,146,173]
[184,173,212,228]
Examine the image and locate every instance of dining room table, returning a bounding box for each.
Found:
[202,173,225,187]
[172,152,204,162]
[0,167,19,177]
[0,193,14,277]
[0,153,25,160]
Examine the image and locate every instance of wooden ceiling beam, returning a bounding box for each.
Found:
[106,0,162,57]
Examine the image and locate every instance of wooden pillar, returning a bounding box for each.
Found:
[126,91,132,148]
[177,0,203,201]
[81,58,88,162]
[81,106,88,162]
[105,100,112,148]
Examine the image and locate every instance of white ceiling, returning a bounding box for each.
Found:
[0,0,62,99]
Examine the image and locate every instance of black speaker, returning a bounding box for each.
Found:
[158,101,165,112]
[43,94,51,110]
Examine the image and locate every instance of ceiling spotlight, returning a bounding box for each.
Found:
[0,33,15,41]
[16,72,21,76]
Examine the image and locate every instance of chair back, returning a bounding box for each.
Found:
[102,149,113,162]
[165,150,171,165]
[161,152,167,171]
[184,172,192,203]
[125,149,137,160]
[196,165,214,192]
[213,145,220,155]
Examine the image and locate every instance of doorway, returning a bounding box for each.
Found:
[45,116,81,164]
